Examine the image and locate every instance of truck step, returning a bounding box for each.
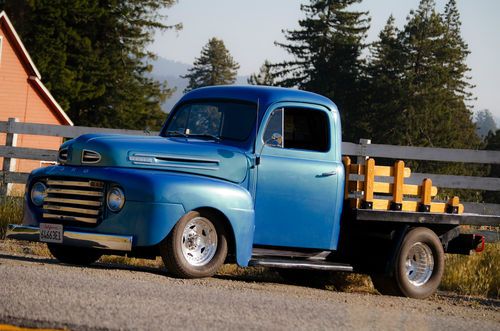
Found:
[249,258,353,272]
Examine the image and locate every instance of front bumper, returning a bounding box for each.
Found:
[6,224,133,251]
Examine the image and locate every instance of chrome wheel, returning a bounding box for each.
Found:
[180,217,218,266]
[405,242,434,287]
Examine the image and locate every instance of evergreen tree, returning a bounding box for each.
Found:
[395,0,479,150]
[183,37,239,92]
[0,0,180,129]
[270,0,370,142]
[366,15,406,144]
[475,109,498,139]
[248,60,275,86]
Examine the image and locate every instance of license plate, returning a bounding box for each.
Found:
[40,223,63,244]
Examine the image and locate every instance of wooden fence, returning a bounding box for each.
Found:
[1,118,499,218]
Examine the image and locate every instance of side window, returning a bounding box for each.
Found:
[263,108,283,147]
[263,107,329,152]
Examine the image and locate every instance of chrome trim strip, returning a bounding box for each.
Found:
[47,188,103,196]
[130,161,220,171]
[46,180,104,188]
[43,205,100,215]
[43,214,98,224]
[44,197,102,207]
[249,258,353,272]
[6,224,133,251]
[132,153,220,164]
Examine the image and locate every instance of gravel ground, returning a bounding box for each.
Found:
[0,251,498,331]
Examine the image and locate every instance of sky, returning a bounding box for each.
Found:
[150,0,500,121]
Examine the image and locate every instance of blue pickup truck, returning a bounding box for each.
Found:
[8,86,496,299]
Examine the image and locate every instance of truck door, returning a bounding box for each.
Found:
[254,103,344,250]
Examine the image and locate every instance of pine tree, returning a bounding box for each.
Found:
[397,0,479,150]
[270,0,370,142]
[248,60,275,86]
[183,37,239,92]
[366,15,407,144]
[475,109,498,139]
[0,0,180,129]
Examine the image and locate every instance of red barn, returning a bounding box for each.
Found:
[0,11,72,183]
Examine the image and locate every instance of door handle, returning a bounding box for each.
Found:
[320,170,337,177]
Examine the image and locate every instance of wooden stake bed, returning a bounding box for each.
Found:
[343,157,464,215]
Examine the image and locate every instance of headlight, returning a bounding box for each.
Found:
[31,182,47,206]
[107,187,125,212]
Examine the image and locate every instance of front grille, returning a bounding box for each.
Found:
[82,150,101,164]
[43,179,105,224]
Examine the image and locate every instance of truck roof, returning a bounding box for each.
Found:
[177,85,338,120]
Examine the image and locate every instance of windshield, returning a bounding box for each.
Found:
[163,101,257,142]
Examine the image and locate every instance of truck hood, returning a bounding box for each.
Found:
[60,134,251,183]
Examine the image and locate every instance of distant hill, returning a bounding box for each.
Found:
[150,57,249,113]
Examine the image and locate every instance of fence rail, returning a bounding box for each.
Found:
[1,118,499,219]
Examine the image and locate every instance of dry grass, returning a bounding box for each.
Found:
[440,243,499,299]
[0,196,24,239]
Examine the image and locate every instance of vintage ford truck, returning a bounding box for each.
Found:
[7,86,498,299]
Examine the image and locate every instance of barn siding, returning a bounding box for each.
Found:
[0,21,64,174]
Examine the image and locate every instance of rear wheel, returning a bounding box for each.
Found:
[47,244,102,265]
[161,211,228,278]
[371,227,444,299]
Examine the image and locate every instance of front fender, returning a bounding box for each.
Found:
[155,174,255,267]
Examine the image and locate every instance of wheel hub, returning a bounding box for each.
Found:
[405,242,434,287]
[181,217,218,266]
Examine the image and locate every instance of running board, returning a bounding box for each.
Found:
[249,258,353,272]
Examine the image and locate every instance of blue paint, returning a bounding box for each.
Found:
[22,86,344,267]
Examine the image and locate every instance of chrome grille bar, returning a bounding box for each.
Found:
[47,180,104,188]
[43,205,100,215]
[44,197,102,207]
[46,188,103,197]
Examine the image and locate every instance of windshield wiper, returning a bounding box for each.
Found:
[187,133,221,141]
[165,130,188,138]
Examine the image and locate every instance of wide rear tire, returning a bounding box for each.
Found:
[371,227,444,299]
[161,211,228,278]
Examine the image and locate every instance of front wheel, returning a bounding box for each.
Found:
[47,244,102,265]
[371,227,444,299]
[161,211,228,278]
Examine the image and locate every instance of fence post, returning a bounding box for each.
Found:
[357,138,371,165]
[1,117,19,196]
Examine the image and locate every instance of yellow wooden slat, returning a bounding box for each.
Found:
[374,165,411,178]
[392,161,405,204]
[364,158,375,202]
[420,178,432,206]
[430,203,447,213]
[372,182,438,197]
[373,199,391,210]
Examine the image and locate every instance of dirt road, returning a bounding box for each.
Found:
[0,251,498,331]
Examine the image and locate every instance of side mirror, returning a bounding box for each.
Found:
[267,133,283,147]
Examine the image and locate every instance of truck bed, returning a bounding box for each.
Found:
[352,208,500,226]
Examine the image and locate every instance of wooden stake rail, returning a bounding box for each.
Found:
[343,157,464,214]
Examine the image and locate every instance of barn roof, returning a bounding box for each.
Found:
[0,11,73,126]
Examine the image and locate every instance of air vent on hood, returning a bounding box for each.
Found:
[82,150,101,164]
[58,148,68,164]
